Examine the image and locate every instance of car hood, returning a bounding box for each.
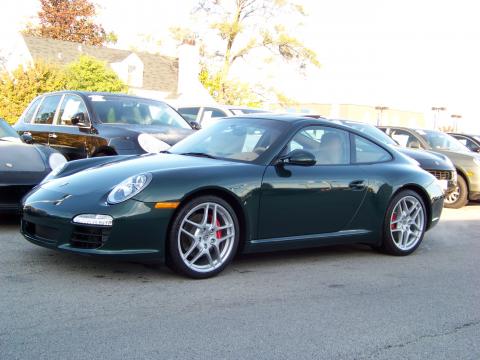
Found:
[41,154,241,196]
[429,148,480,165]
[395,147,454,171]
[0,141,46,172]
[104,124,194,145]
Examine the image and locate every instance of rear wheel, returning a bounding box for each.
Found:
[167,196,239,279]
[380,190,427,255]
[444,175,468,209]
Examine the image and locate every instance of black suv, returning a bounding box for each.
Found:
[14,91,197,160]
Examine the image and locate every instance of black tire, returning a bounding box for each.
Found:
[166,195,240,279]
[380,190,427,256]
[444,175,468,209]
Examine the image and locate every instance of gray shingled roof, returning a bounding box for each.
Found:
[22,35,178,94]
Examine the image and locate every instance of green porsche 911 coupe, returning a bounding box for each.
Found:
[21,115,444,278]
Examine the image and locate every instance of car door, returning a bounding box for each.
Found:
[258,125,368,240]
[28,94,63,146]
[49,94,90,160]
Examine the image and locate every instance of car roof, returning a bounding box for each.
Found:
[231,113,360,128]
[37,90,168,104]
[177,104,268,111]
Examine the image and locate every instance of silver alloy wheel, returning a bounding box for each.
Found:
[178,202,235,273]
[390,195,425,251]
[444,185,460,204]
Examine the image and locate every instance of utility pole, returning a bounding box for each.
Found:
[375,106,389,126]
[451,114,461,132]
[431,107,446,130]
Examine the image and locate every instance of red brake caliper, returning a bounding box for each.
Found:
[216,219,222,239]
[391,213,397,230]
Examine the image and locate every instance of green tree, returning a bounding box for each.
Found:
[25,0,117,46]
[0,61,67,124]
[64,55,127,92]
[0,56,127,124]
[199,67,262,107]
[194,0,320,99]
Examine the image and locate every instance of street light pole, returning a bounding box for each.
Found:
[375,106,389,126]
[431,107,446,130]
[451,114,461,132]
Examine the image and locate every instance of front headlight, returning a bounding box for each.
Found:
[138,134,170,153]
[107,173,152,204]
[49,153,67,171]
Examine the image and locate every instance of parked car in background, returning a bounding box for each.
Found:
[14,91,197,160]
[448,133,480,153]
[380,126,480,208]
[331,120,457,197]
[177,105,270,127]
[0,118,66,213]
[21,115,444,278]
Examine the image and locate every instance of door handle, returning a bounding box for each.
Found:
[349,180,366,190]
[48,133,58,139]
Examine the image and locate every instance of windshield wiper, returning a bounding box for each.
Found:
[180,152,217,159]
[160,150,171,154]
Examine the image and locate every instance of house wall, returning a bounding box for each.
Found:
[1,33,33,73]
[110,53,144,88]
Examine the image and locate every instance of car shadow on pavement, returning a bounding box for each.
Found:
[0,214,21,226]
[3,203,479,281]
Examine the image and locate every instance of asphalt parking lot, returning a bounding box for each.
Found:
[1,205,479,360]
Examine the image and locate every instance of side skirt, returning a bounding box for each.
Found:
[244,229,375,253]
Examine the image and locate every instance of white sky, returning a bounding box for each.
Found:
[1,0,480,131]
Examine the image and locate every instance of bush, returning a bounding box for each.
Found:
[0,56,127,124]
[0,61,67,124]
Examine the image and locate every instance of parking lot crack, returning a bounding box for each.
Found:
[356,319,480,359]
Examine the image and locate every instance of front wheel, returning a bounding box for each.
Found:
[380,190,427,255]
[444,176,468,209]
[167,196,239,279]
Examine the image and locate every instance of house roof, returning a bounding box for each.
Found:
[22,35,178,94]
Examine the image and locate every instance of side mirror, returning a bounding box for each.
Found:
[20,133,33,144]
[190,121,201,130]
[71,113,89,127]
[278,149,316,166]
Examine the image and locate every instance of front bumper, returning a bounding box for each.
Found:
[426,170,457,196]
[425,180,445,230]
[20,187,175,263]
[466,168,480,200]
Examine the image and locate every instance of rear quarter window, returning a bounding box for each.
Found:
[21,97,42,124]
[353,135,392,163]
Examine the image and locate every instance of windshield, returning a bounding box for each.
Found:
[88,95,191,129]
[169,118,288,162]
[416,129,470,152]
[0,119,20,140]
[342,121,397,146]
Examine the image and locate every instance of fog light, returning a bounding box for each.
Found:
[73,214,113,227]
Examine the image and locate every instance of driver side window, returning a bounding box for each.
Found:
[58,95,89,126]
[287,126,350,165]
